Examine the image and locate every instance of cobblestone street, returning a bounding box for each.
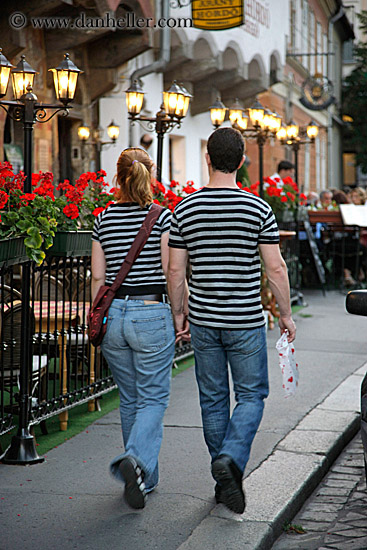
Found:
[273,433,367,549]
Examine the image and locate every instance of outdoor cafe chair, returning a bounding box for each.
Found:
[33,272,90,379]
[0,302,48,409]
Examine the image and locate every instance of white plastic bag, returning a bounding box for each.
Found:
[275,332,299,397]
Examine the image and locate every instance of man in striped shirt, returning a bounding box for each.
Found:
[167,127,296,514]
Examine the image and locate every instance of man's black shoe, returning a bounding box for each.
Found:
[212,455,245,514]
[214,483,223,504]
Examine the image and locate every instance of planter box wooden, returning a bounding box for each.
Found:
[0,237,28,267]
[47,231,92,257]
[308,210,343,224]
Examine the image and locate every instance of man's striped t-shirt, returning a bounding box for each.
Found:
[168,187,279,329]
[92,202,171,292]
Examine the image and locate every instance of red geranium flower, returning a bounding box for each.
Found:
[0,189,9,209]
[92,206,105,217]
[63,204,79,219]
[182,185,196,194]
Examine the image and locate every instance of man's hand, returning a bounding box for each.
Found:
[173,312,191,343]
[279,315,296,342]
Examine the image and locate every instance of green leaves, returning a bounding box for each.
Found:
[24,226,43,249]
[342,10,367,172]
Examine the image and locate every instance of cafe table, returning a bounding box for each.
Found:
[32,300,96,431]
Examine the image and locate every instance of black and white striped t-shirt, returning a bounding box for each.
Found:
[168,187,279,329]
[92,202,171,292]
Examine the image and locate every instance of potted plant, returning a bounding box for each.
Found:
[237,176,308,223]
[0,163,115,264]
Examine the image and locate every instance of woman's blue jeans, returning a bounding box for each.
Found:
[101,298,175,492]
[190,323,269,474]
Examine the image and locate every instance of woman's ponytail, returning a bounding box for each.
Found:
[115,148,153,208]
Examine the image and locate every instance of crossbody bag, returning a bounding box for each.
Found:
[88,203,163,347]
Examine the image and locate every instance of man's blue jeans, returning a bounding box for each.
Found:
[101,299,175,492]
[190,323,269,474]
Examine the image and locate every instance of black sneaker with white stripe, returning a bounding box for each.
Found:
[119,456,147,509]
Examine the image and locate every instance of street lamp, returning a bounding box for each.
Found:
[125,79,192,182]
[210,97,227,129]
[0,48,82,465]
[277,119,319,303]
[209,96,282,198]
[78,120,120,170]
[278,119,319,185]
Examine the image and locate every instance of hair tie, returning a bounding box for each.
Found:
[132,159,138,165]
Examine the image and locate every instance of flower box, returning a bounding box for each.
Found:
[308,210,343,224]
[47,231,92,257]
[0,237,28,267]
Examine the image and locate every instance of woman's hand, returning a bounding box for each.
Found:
[173,312,190,343]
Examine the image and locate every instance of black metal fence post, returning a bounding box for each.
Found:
[257,135,265,199]
[2,91,44,464]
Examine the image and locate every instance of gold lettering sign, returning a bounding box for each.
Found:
[192,0,244,30]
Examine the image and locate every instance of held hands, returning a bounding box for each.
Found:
[279,316,296,343]
[173,312,191,343]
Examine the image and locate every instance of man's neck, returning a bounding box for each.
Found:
[206,170,238,189]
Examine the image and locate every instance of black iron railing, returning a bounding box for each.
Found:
[0,245,193,444]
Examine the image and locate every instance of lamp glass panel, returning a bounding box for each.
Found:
[78,126,90,140]
[175,93,185,117]
[210,107,226,127]
[182,95,190,117]
[229,108,242,125]
[93,127,103,141]
[276,126,287,141]
[64,71,78,100]
[107,123,120,141]
[165,91,179,116]
[237,116,248,130]
[126,91,144,115]
[262,111,273,130]
[307,124,319,140]
[12,71,35,99]
[248,107,264,127]
[271,115,282,132]
[0,66,10,96]
[286,123,299,139]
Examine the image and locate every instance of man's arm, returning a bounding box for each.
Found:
[167,247,190,341]
[259,243,296,342]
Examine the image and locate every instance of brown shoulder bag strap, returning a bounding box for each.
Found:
[109,203,164,292]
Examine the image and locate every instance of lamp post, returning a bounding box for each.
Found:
[210,97,282,198]
[277,119,319,189]
[0,49,82,464]
[276,119,319,304]
[125,80,192,183]
[78,120,120,170]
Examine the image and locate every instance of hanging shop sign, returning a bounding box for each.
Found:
[192,0,244,30]
[300,73,336,111]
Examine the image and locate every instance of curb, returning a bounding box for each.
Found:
[178,365,365,550]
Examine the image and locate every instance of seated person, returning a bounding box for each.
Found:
[350,187,366,205]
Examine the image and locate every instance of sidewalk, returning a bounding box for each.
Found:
[272,432,367,549]
[1,290,367,550]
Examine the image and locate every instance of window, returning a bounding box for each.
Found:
[343,39,355,63]
[169,135,186,184]
[322,33,328,75]
[301,0,309,68]
[317,22,322,73]
[289,0,296,51]
[309,10,315,74]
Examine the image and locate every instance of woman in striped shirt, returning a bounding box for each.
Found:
[91,147,175,509]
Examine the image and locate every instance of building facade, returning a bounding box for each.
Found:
[0,0,354,194]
